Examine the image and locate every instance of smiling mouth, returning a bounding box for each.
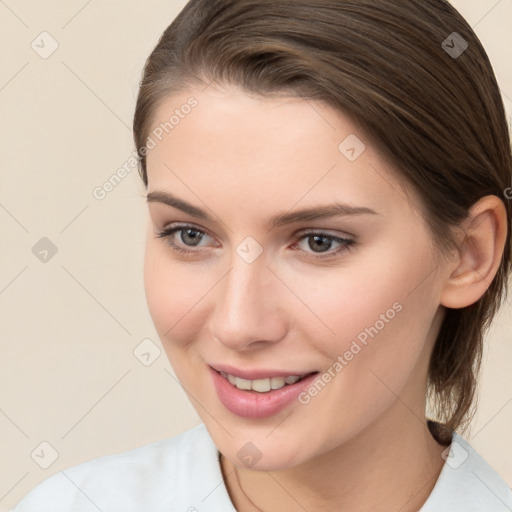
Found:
[217,370,319,393]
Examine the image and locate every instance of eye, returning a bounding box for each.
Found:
[174,227,205,247]
[156,224,355,260]
[292,231,355,259]
[156,225,214,255]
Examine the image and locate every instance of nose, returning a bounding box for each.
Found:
[210,253,288,352]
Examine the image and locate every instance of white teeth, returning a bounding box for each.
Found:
[220,371,306,392]
[251,378,271,392]
[270,376,286,389]
[235,377,252,390]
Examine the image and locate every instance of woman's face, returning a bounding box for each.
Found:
[144,85,449,470]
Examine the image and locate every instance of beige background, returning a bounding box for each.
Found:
[0,1,511,510]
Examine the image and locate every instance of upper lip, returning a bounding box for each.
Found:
[210,363,317,380]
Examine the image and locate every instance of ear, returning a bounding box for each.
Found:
[440,195,508,309]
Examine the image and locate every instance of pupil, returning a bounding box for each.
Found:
[182,229,202,246]
[309,235,331,253]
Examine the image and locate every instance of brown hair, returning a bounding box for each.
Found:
[133,0,512,444]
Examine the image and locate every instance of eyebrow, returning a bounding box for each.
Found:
[146,191,378,230]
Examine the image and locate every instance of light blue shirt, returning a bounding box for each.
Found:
[12,422,512,511]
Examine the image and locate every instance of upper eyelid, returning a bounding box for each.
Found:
[161,222,213,237]
[161,222,352,236]
[294,227,353,239]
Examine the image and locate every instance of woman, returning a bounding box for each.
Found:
[13,0,512,510]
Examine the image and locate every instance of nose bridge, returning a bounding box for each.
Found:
[211,252,285,349]
[220,255,270,326]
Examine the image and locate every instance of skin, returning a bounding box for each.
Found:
[143,84,507,512]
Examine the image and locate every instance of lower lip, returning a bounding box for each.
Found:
[210,366,319,419]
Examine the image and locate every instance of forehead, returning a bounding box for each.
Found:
[145,86,418,222]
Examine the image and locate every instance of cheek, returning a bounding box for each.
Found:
[277,247,429,352]
[287,240,439,387]
[288,256,439,449]
[143,239,219,346]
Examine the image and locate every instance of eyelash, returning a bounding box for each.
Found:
[155,224,355,260]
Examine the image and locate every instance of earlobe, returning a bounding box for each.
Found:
[440,195,508,309]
